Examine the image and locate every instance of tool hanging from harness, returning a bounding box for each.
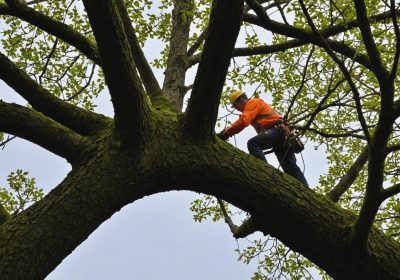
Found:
[274,119,304,154]
[257,116,304,154]
[249,105,305,154]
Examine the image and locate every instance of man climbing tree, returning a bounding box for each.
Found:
[0,0,400,279]
[217,90,308,187]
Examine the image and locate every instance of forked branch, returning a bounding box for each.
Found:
[217,199,258,238]
[82,0,150,144]
[115,0,166,106]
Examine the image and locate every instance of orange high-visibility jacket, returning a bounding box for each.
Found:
[225,98,281,136]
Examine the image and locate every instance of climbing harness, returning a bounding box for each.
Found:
[275,119,304,154]
[263,119,305,155]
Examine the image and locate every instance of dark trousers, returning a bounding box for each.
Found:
[247,127,309,187]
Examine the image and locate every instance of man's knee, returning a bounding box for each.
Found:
[247,137,258,152]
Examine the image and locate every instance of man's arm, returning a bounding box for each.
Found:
[223,99,259,137]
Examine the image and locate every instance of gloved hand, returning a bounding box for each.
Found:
[216,130,229,141]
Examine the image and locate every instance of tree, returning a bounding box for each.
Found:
[0,0,400,279]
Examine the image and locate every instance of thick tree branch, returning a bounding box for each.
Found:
[352,0,388,80]
[327,146,369,202]
[183,0,243,140]
[4,0,20,9]
[115,0,167,107]
[349,1,399,241]
[244,8,400,37]
[169,140,400,279]
[353,116,396,245]
[240,7,400,69]
[232,217,258,238]
[0,101,86,163]
[0,52,109,135]
[188,36,372,70]
[187,40,308,68]
[381,183,400,201]
[352,109,397,247]
[242,7,375,71]
[82,0,150,144]
[0,4,100,64]
[162,0,193,110]
[387,143,400,154]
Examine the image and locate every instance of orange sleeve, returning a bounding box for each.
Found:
[225,100,260,136]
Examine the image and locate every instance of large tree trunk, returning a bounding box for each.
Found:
[0,115,399,280]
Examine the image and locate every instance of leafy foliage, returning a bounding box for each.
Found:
[0,0,104,110]
[0,170,43,215]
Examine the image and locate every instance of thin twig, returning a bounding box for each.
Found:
[39,38,58,85]
[187,29,207,56]
[298,0,371,144]
[65,63,96,101]
[284,46,314,120]
[0,135,16,149]
[217,198,238,234]
[299,76,346,135]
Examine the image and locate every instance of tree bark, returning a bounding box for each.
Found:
[0,101,87,163]
[82,0,150,144]
[0,117,400,279]
[162,0,193,110]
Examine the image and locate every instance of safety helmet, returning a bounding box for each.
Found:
[229,90,244,104]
